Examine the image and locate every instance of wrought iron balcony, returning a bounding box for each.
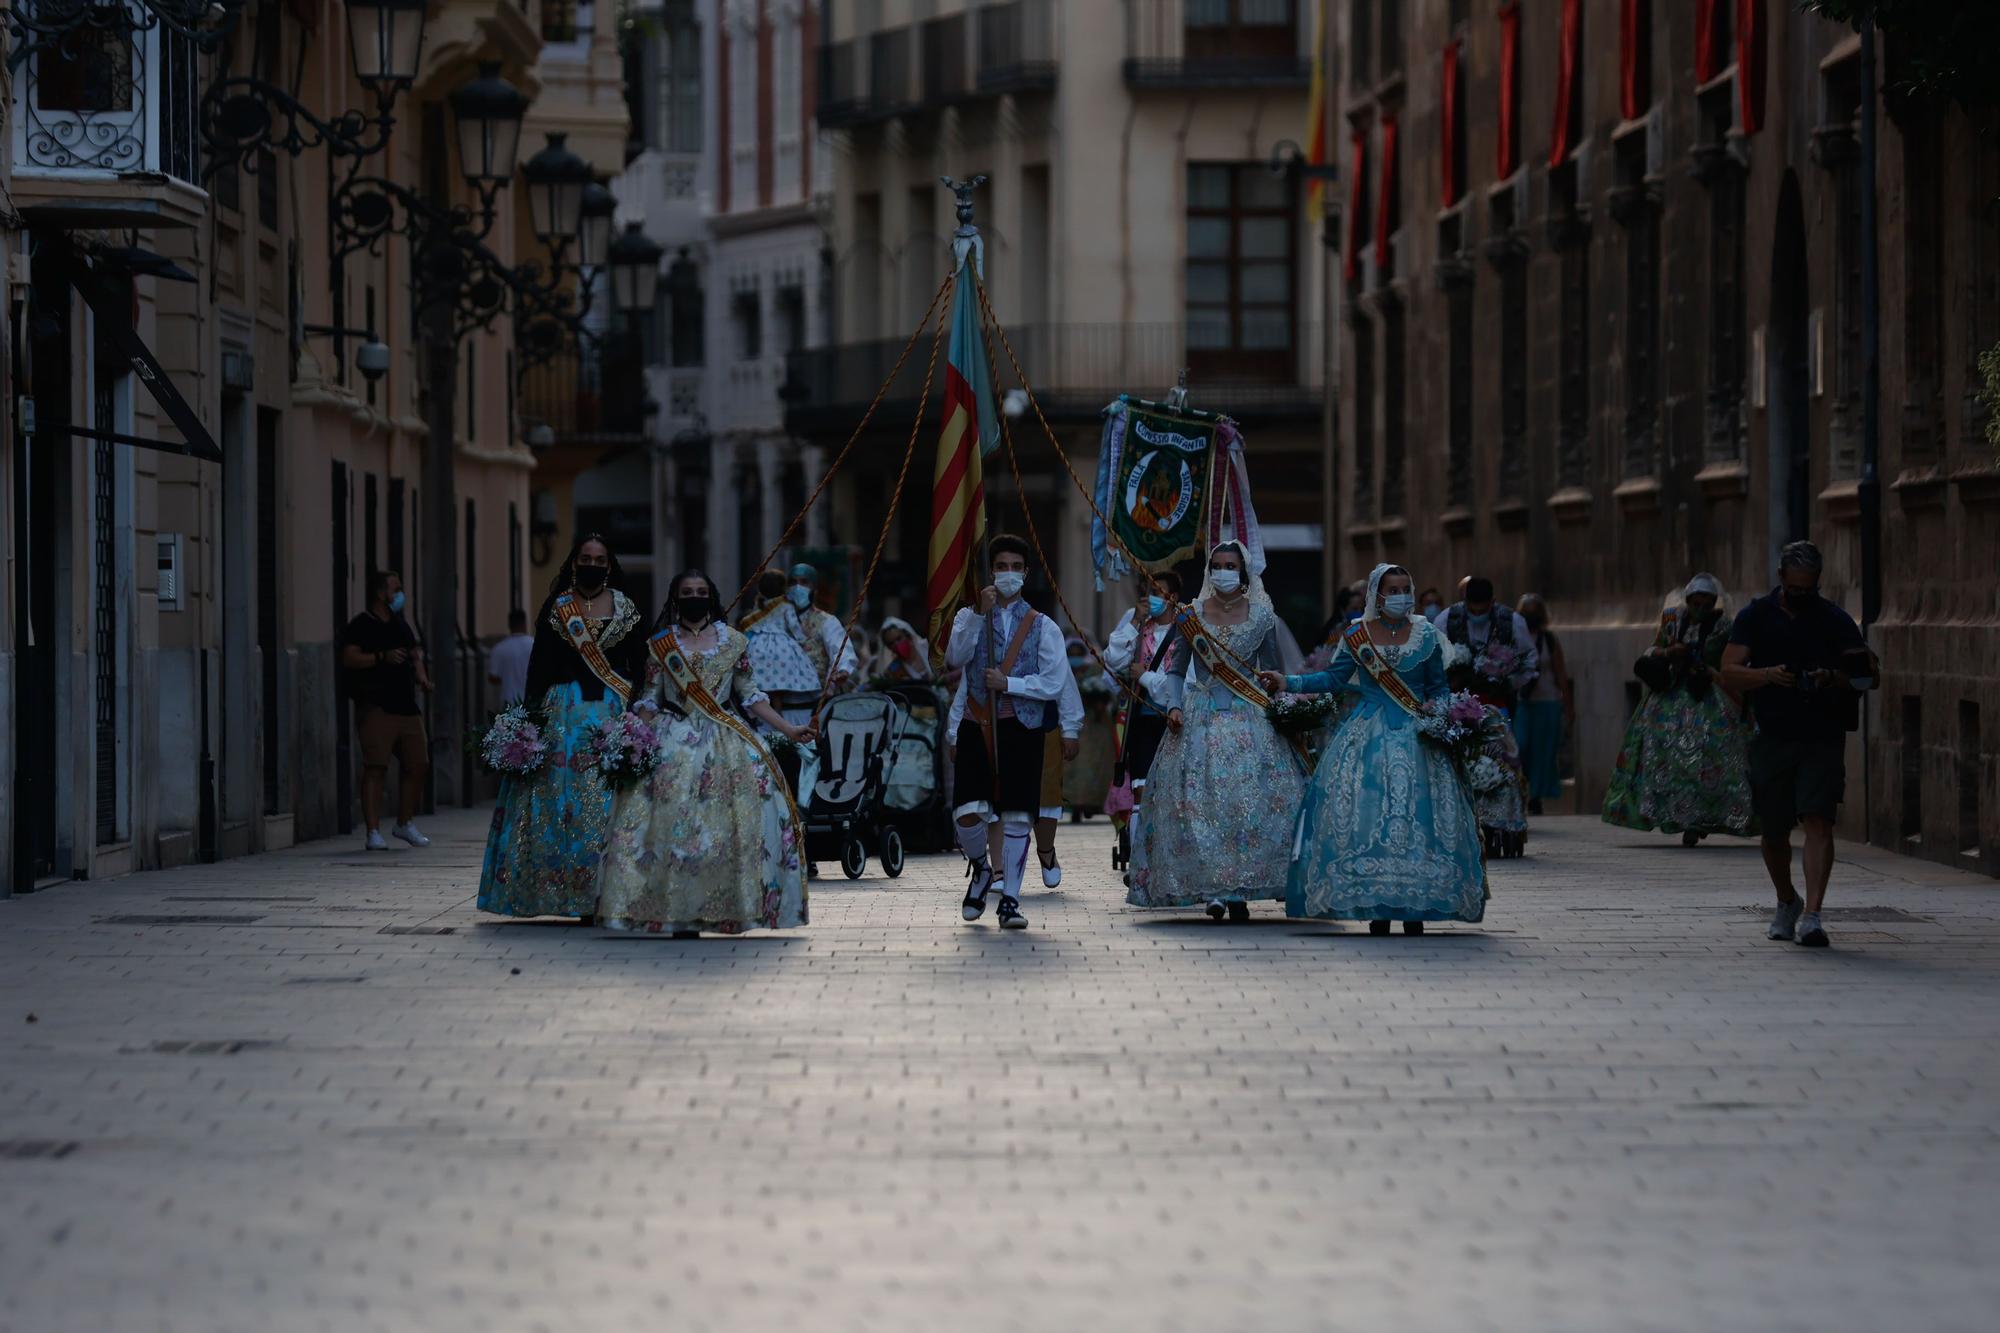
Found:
[9,0,207,185]
[518,336,652,445]
[977,0,1057,94]
[783,321,1323,436]
[1123,0,1312,91]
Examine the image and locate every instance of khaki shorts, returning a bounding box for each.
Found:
[357,706,428,770]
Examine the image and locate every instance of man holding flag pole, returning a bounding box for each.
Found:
[929,177,1068,930]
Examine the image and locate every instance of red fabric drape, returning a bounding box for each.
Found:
[1548,0,1581,169]
[1375,112,1399,272]
[1619,0,1643,120]
[1343,128,1366,283]
[1497,3,1520,177]
[1738,0,1764,134]
[1694,0,1721,83]
[1441,42,1461,206]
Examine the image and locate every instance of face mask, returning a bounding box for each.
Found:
[891,638,915,659]
[574,565,607,594]
[1783,586,1816,608]
[1147,595,1168,618]
[1381,592,1415,620]
[1524,612,1547,630]
[1068,655,1089,671]
[993,571,1026,599]
[386,590,406,614]
[1420,601,1441,617]
[788,585,813,610]
[1468,608,1491,625]
[678,597,713,625]
[1210,569,1242,595]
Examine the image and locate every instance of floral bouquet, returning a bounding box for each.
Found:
[1416,690,1503,767]
[1300,640,1340,674]
[1266,692,1341,737]
[1474,639,1522,684]
[475,704,549,776]
[1466,753,1514,795]
[582,710,664,789]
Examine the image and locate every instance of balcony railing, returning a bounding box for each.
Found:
[784,322,1322,434]
[519,339,650,445]
[10,1,202,184]
[977,0,1059,94]
[819,1,1059,127]
[1124,0,1312,91]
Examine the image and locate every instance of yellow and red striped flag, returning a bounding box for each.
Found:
[926,257,1001,663]
[1305,0,1329,223]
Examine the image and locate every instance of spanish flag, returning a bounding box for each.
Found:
[926,255,1001,663]
[1305,0,1329,223]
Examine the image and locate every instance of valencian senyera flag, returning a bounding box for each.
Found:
[926,252,1001,664]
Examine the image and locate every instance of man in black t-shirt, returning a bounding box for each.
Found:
[1722,541,1875,949]
[340,569,435,850]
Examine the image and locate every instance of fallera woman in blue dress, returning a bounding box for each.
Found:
[1262,563,1487,934]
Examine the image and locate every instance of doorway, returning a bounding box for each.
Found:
[1768,170,1812,551]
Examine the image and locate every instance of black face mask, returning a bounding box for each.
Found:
[574,565,608,594]
[1782,586,1816,609]
[677,598,715,625]
[1523,613,1547,631]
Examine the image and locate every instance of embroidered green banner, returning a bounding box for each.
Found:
[1108,405,1215,571]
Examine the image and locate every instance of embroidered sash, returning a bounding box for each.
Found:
[966,608,1043,753]
[737,598,786,634]
[1174,607,1271,713]
[1340,620,1426,718]
[648,629,805,837]
[553,591,632,702]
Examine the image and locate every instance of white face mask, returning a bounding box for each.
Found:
[993,571,1026,599]
[1381,592,1415,619]
[787,585,813,610]
[1210,569,1242,595]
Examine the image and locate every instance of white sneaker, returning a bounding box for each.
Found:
[1040,852,1062,888]
[364,829,389,851]
[1794,912,1830,948]
[1767,898,1803,941]
[391,822,431,848]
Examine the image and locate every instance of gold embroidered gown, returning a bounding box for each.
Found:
[597,626,809,933]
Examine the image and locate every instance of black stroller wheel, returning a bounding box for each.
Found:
[840,837,867,879]
[880,827,906,878]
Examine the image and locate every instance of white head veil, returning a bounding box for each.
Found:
[873,615,931,679]
[1662,571,1732,618]
[1196,540,1303,671]
[1360,562,1416,624]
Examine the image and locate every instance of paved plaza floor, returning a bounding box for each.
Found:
[2,811,1998,1332]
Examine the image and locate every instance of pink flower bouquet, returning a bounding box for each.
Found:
[584,710,665,789]
[478,704,549,776]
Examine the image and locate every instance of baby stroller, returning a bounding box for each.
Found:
[876,681,955,853]
[803,691,911,879]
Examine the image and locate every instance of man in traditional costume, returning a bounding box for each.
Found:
[786,563,859,696]
[943,534,1070,929]
[1431,575,1539,712]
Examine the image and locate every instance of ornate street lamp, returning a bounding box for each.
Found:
[346,0,429,90]
[576,180,618,271]
[608,223,665,315]
[449,63,530,189]
[521,134,595,249]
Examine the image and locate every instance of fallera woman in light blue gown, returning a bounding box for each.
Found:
[1267,564,1487,934]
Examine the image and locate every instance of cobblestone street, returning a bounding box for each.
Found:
[3,813,1998,1332]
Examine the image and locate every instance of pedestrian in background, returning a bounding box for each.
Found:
[1720,542,1876,949]
[1602,574,1756,845]
[340,569,433,851]
[1512,593,1571,815]
[485,608,534,709]
[1432,577,1539,711]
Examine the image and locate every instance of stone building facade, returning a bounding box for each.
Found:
[1330,0,1998,874]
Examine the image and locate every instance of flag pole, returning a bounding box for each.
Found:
[943,175,1001,769]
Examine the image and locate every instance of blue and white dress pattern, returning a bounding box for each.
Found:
[1127,602,1307,908]
[1285,617,1488,923]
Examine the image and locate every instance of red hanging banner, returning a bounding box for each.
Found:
[1694,0,1720,84]
[1375,112,1399,272]
[1441,42,1461,206]
[1619,0,1643,120]
[1738,0,1765,134]
[1497,3,1520,177]
[1343,128,1367,283]
[1548,0,1581,169]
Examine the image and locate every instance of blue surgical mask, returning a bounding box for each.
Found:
[387,591,406,614]
[1147,595,1168,618]
[1210,569,1242,595]
[787,585,813,610]
[1381,592,1415,619]
[993,571,1026,598]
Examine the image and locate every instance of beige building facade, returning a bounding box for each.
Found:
[788,0,1330,641]
[2,2,628,890]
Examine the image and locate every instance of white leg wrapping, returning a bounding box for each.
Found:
[1001,825,1031,899]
